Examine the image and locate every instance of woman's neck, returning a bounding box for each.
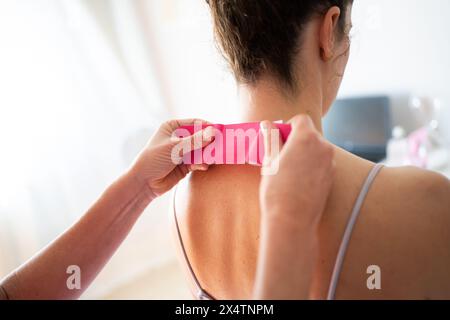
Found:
[238,77,324,133]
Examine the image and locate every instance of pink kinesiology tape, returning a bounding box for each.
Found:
[176,122,292,166]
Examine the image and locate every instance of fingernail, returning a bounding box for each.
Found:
[304,116,314,127]
[260,121,269,131]
[192,164,209,171]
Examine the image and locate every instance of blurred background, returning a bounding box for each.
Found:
[0,0,449,299]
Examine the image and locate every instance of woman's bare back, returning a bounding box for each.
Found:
[173,147,450,299]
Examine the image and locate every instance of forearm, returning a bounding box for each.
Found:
[253,209,319,300]
[0,168,152,300]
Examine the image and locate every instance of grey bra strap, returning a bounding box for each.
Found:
[172,187,215,300]
[327,164,384,300]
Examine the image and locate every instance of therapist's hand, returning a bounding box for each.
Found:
[0,118,215,300]
[131,119,214,200]
[259,115,335,228]
[254,115,335,300]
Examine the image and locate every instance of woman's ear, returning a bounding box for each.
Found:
[319,6,341,61]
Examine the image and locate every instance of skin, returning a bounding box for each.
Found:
[0,116,334,300]
[174,4,450,300]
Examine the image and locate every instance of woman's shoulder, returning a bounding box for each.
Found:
[377,166,450,218]
[340,165,450,298]
[365,165,450,239]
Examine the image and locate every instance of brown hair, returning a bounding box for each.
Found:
[208,0,353,88]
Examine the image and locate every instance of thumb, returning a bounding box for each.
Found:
[288,114,315,134]
[178,126,215,157]
[260,121,284,167]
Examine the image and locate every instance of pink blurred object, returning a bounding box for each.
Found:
[407,127,429,168]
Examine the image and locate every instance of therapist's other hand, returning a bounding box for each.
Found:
[259,115,335,227]
[131,119,213,200]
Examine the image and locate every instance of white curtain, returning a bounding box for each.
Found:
[0,0,170,292]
